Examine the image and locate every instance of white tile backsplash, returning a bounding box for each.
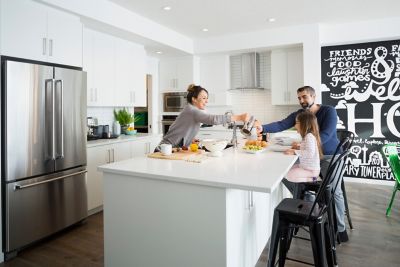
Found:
[87,107,134,129]
[206,90,297,123]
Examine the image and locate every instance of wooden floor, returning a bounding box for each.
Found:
[1,182,399,267]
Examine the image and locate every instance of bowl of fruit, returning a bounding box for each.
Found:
[242,140,268,154]
[125,126,137,135]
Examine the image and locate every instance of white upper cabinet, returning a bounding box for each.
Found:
[199,54,231,106]
[83,28,146,107]
[271,47,303,105]
[84,29,115,106]
[127,42,146,107]
[159,57,194,92]
[0,0,82,67]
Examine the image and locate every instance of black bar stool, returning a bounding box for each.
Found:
[267,150,349,267]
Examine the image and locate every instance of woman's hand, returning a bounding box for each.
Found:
[284,149,296,155]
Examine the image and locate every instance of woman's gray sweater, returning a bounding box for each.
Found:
[160,104,231,148]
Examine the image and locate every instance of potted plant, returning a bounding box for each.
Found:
[113,108,139,134]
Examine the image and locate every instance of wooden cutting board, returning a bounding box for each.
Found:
[147,150,205,160]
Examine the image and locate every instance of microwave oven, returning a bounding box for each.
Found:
[163,92,187,112]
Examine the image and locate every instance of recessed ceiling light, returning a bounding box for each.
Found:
[202,28,209,32]
[162,6,171,11]
[156,51,163,54]
[268,18,276,22]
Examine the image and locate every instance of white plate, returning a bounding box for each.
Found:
[242,148,266,154]
[269,145,292,152]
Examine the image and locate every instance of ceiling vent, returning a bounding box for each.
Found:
[230,52,264,90]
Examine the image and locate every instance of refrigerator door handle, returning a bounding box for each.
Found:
[45,78,56,160]
[55,79,64,159]
[13,170,87,190]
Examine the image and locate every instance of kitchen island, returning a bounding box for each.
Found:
[98,145,297,267]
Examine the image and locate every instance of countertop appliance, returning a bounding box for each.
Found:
[1,57,88,260]
[163,92,187,112]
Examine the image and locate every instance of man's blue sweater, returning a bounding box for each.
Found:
[262,105,339,155]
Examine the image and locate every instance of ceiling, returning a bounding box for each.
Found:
[109,0,400,39]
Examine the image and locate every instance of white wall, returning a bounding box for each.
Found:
[319,17,400,46]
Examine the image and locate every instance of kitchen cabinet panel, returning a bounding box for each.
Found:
[287,49,304,103]
[46,7,82,67]
[199,55,231,106]
[226,189,269,267]
[112,142,132,162]
[87,136,162,212]
[93,31,115,106]
[87,145,107,212]
[130,43,146,106]
[84,28,146,107]
[0,0,82,67]
[0,0,47,62]
[271,47,303,105]
[131,136,162,156]
[87,142,130,212]
[159,57,194,92]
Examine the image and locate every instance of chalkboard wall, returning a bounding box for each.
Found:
[321,39,400,181]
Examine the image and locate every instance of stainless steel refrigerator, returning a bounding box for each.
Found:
[1,57,88,259]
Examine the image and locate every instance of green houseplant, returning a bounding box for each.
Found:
[113,108,139,134]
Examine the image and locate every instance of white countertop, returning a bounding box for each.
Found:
[87,133,162,148]
[98,144,298,193]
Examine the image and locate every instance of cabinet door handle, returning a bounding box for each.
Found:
[112,148,115,162]
[49,39,53,56]
[95,88,98,102]
[250,191,254,208]
[247,191,251,210]
[42,38,47,55]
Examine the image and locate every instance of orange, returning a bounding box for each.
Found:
[190,143,199,152]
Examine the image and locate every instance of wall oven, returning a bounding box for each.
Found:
[163,92,187,112]
[161,115,178,135]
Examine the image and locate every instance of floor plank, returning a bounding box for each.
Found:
[1,182,399,267]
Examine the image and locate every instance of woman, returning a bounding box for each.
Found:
[158,84,249,149]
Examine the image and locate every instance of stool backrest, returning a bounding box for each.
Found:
[337,130,355,152]
[381,144,400,184]
[308,139,351,219]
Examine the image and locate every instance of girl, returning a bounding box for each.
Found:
[282,111,323,197]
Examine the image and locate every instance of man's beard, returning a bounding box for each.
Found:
[301,102,314,110]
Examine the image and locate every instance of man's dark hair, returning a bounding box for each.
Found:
[297,86,316,96]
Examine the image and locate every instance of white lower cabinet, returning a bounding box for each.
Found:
[87,136,162,212]
[131,135,161,156]
[226,189,268,267]
[87,145,107,212]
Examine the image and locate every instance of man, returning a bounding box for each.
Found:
[256,85,349,242]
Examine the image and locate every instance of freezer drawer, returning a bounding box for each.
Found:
[4,168,88,252]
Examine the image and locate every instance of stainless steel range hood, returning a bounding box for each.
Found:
[230,52,263,90]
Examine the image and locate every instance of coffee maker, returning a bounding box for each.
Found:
[87,117,99,140]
